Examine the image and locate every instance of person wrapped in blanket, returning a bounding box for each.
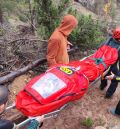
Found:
[0,85,44,129]
[105,72,120,117]
[99,27,120,98]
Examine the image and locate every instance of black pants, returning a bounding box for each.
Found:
[100,63,119,97]
[115,100,120,115]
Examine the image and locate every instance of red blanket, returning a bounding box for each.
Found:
[16,45,118,116]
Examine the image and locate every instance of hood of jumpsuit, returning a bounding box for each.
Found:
[58,14,78,36]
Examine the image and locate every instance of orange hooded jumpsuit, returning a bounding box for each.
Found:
[47,14,78,67]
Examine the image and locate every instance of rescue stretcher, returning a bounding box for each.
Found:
[6,66,109,129]
[6,44,119,128]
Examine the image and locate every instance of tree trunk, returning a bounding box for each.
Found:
[28,0,35,34]
[0,58,47,84]
[0,47,78,84]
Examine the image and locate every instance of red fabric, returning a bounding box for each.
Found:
[113,27,120,39]
[69,60,100,81]
[16,66,88,116]
[91,45,118,68]
[16,45,118,116]
[69,45,118,81]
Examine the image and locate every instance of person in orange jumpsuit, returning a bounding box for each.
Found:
[47,14,78,67]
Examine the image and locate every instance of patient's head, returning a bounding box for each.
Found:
[0,85,9,115]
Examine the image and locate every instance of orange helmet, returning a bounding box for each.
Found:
[112,27,120,39]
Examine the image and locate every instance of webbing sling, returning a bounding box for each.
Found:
[91,58,106,69]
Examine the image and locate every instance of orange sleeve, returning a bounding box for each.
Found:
[46,39,59,66]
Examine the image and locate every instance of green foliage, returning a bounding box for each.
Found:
[0,27,5,36]
[1,0,105,50]
[82,117,94,128]
[35,0,72,39]
[18,14,28,22]
[0,0,19,24]
[1,0,17,14]
[35,0,105,48]
[37,25,48,39]
[109,2,117,20]
[69,12,105,49]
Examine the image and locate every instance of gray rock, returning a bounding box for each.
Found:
[95,126,106,129]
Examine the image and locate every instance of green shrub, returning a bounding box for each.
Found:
[82,117,94,128]
[19,15,28,22]
[0,27,5,36]
[35,0,71,38]
[68,13,105,50]
[37,25,48,39]
[35,0,105,49]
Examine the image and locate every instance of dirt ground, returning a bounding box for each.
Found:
[7,73,120,129]
[41,81,120,129]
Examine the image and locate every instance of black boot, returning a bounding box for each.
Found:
[100,79,107,90]
[105,92,112,99]
[115,101,120,115]
[105,80,118,99]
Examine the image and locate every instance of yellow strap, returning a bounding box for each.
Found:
[116,77,120,81]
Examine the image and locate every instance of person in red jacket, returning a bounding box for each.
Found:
[99,27,120,98]
[47,14,78,67]
[109,100,120,117]
[105,72,120,117]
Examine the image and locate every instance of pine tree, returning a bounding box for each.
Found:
[34,0,71,38]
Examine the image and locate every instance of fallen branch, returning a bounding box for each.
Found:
[0,47,78,84]
[0,58,46,84]
[7,38,48,44]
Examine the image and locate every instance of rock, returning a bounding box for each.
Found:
[95,126,106,129]
[83,51,88,56]
[86,111,92,117]
[110,125,120,129]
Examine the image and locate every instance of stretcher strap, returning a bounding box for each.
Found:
[91,58,106,69]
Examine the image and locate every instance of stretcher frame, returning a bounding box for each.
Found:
[6,56,110,128]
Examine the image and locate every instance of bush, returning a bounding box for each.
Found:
[0,27,5,36]
[35,0,106,48]
[68,12,105,50]
[35,0,71,39]
[37,25,48,39]
[82,117,94,128]
[19,15,28,22]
